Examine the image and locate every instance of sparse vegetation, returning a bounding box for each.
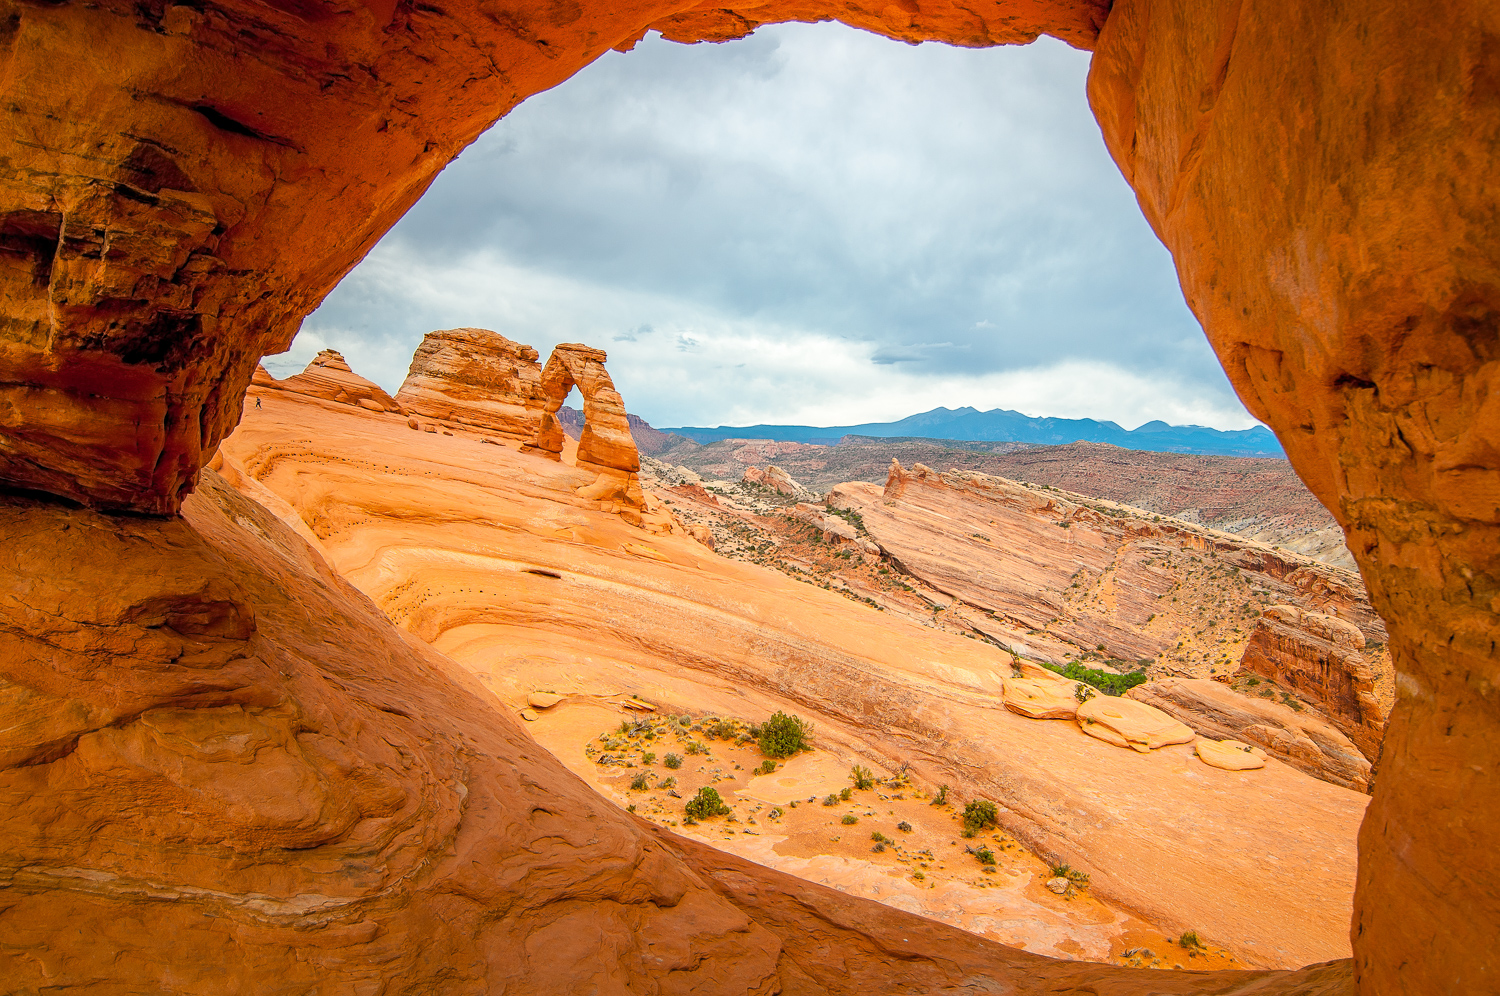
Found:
[641,751,656,765]
[841,814,858,825]
[850,764,874,790]
[974,846,996,866]
[685,786,731,821]
[756,759,777,775]
[897,821,912,832]
[664,753,682,769]
[822,794,839,807]
[758,711,812,758]
[630,773,649,791]
[1178,930,1205,950]
[930,784,949,807]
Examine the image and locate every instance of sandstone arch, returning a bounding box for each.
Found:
[0,0,1494,993]
[527,343,641,475]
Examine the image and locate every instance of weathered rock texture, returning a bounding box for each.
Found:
[744,464,814,498]
[837,461,1388,689]
[1131,678,1372,792]
[528,343,639,474]
[394,328,546,439]
[1239,607,1385,761]
[260,351,405,414]
[0,0,1494,990]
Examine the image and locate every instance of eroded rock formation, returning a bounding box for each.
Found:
[527,343,639,475]
[1238,606,1385,761]
[394,328,547,439]
[258,351,405,414]
[0,0,1494,990]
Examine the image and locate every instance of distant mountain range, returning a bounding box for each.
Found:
[661,406,1283,458]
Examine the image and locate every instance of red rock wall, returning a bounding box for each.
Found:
[1087,2,1500,991]
[1238,607,1385,762]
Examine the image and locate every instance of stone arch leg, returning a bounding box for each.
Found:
[1089,1,1500,991]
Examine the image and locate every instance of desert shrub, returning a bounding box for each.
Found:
[822,794,839,807]
[642,752,656,765]
[963,800,999,834]
[871,842,886,852]
[975,847,996,866]
[758,712,812,758]
[1050,862,1090,888]
[685,787,731,821]
[871,831,889,843]
[912,871,925,881]
[1073,683,1095,704]
[769,807,783,819]
[664,753,682,769]
[1041,661,1148,696]
[629,773,649,791]
[850,764,874,790]
[839,787,852,801]
[678,715,692,727]
[930,784,949,806]
[896,821,912,833]
[1178,930,1204,950]
[684,741,706,756]
[841,814,858,825]
[704,718,739,740]
[1246,676,1261,686]
[660,776,676,789]
[756,759,777,775]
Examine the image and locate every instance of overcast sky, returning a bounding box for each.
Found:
[272,24,1260,432]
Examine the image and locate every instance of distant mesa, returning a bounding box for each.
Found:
[253,350,406,414]
[662,405,1284,458]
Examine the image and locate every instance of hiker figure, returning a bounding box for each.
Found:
[255,397,262,410]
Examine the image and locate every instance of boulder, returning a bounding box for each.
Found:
[1076,696,1196,753]
[1002,678,1080,720]
[1196,739,1269,771]
[527,692,564,709]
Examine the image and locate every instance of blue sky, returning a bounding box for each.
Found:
[273,24,1261,432]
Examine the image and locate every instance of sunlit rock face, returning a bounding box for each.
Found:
[1087,2,1500,991]
[0,0,1493,991]
[528,343,640,475]
[395,328,547,440]
[264,350,406,414]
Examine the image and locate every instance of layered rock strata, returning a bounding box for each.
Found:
[837,461,1388,684]
[258,351,405,414]
[394,328,547,439]
[1131,678,1372,792]
[743,464,814,498]
[1238,607,1385,762]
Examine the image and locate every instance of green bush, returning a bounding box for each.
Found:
[685,787,731,821]
[839,786,852,801]
[664,753,682,769]
[822,794,839,807]
[756,759,777,775]
[930,784,949,807]
[1178,930,1204,950]
[660,776,676,789]
[758,712,812,758]
[896,821,912,833]
[1042,662,1148,696]
[850,765,874,790]
[963,800,999,834]
[975,846,996,866]
[629,773,649,791]
[704,718,739,740]
[841,814,858,825]
[684,742,706,755]
[641,752,656,765]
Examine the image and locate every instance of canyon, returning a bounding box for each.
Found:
[0,0,1494,992]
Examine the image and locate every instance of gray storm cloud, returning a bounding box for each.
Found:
[284,24,1259,432]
